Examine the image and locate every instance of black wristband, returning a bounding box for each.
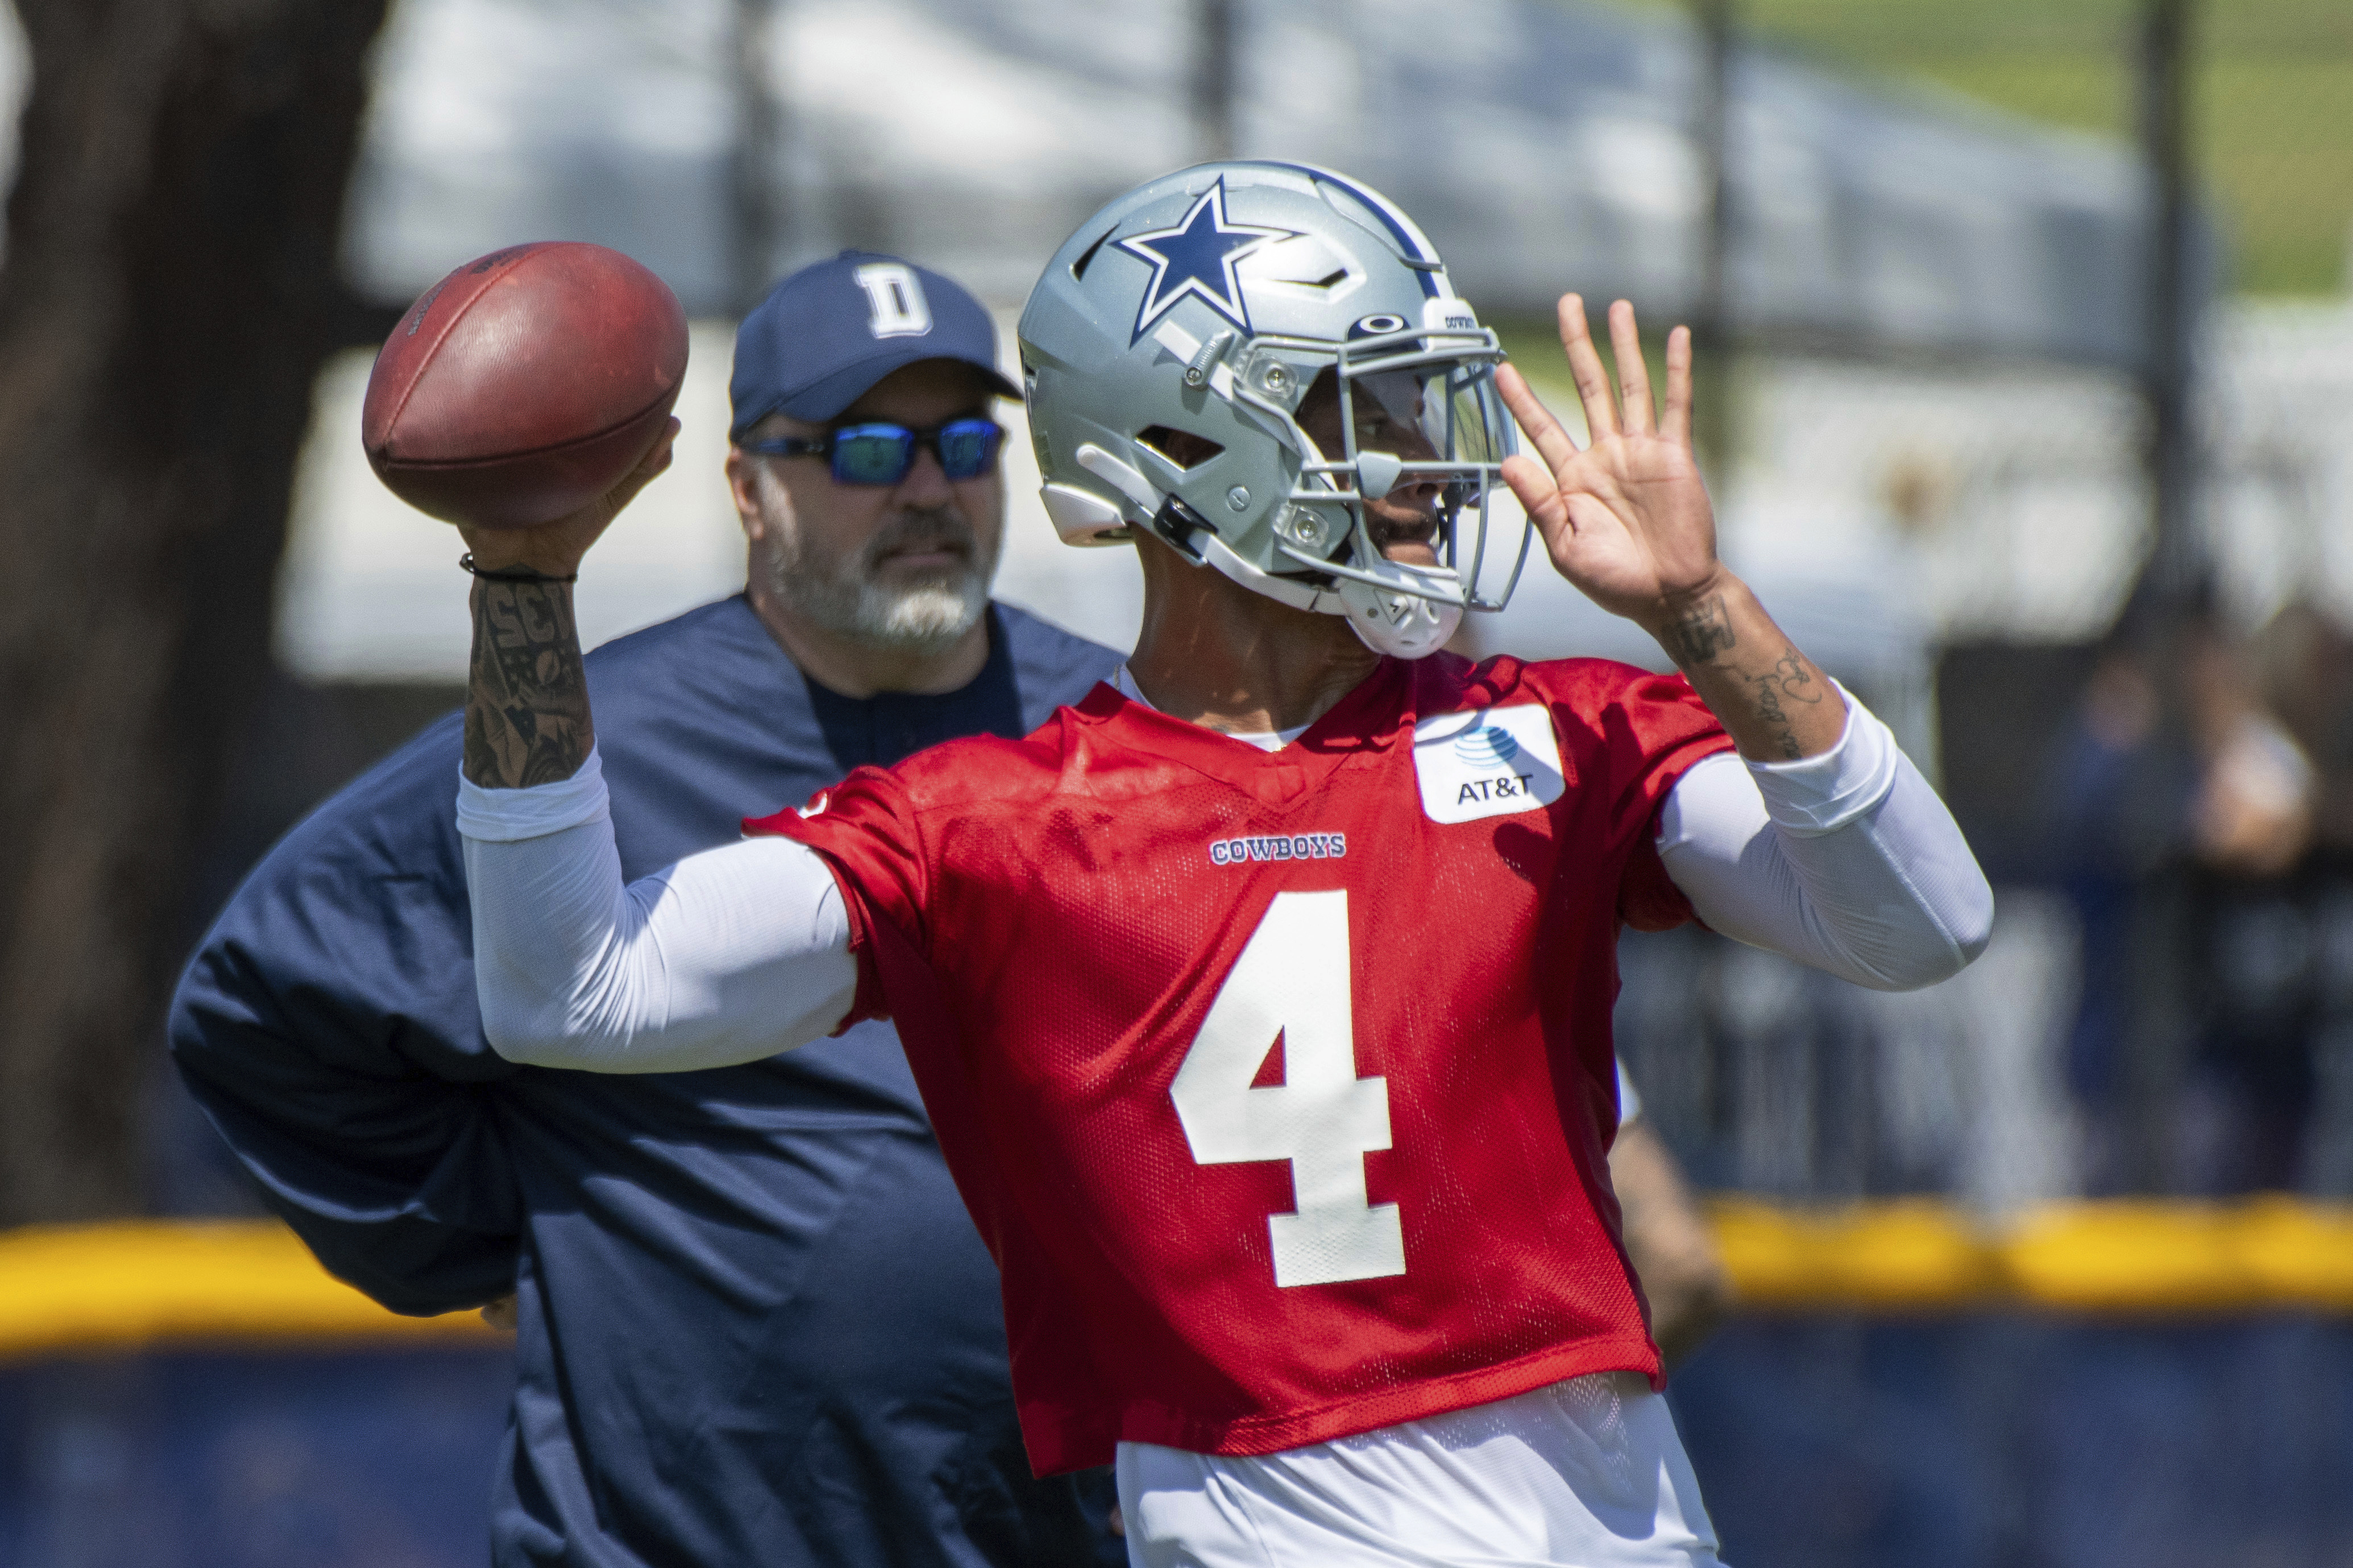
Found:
[460,552,577,584]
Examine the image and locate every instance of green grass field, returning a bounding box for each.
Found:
[1606,0,2353,297]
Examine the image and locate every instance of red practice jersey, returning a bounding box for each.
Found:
[747,652,1733,1473]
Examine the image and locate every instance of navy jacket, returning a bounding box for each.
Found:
[170,596,1125,1568]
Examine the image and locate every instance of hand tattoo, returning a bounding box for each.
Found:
[1745,645,1825,759]
[464,580,595,787]
[1659,594,1737,669]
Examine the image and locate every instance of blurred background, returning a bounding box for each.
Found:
[2,0,2351,1562]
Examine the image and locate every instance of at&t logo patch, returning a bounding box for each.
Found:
[1410,705,1566,824]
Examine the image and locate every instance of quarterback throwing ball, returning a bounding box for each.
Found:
[449,164,1991,1566]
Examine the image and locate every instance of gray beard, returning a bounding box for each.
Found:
[755,475,996,654]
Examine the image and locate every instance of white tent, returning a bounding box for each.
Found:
[346,0,2168,366]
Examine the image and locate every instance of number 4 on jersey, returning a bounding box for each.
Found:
[1170,890,1406,1287]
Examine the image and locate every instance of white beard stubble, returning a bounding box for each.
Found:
[752,465,997,652]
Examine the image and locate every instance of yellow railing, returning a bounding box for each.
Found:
[1708,1197,2353,1314]
[4,1200,2352,1361]
[0,1220,498,1359]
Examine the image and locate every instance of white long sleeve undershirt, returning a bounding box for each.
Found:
[1653,697,1993,991]
[458,750,858,1073]
[460,687,1991,1072]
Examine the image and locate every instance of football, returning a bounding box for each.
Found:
[362,242,689,530]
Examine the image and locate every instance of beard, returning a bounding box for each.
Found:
[753,468,998,653]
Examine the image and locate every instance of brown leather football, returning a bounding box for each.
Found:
[363,242,689,529]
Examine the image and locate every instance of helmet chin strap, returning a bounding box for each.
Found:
[1198,531,1347,615]
[1338,572,1464,660]
[1196,526,1463,659]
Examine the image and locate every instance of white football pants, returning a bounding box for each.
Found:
[1116,1372,1725,1567]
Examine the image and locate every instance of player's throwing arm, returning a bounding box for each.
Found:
[451,433,865,1071]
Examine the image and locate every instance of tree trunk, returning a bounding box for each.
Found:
[0,0,390,1224]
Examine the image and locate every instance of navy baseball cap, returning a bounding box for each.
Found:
[729,250,1019,436]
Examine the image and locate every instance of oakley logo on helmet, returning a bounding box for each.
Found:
[853,263,933,340]
[1349,313,1408,338]
[1117,179,1297,344]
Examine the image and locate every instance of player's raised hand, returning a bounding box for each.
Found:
[457,417,682,580]
[1496,297,1723,636]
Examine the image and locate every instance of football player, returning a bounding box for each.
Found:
[448,164,1992,1565]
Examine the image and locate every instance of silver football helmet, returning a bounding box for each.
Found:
[1019,161,1529,659]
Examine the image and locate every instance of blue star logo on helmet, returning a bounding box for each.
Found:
[1117,180,1297,344]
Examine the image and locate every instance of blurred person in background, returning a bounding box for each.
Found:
[2047,602,2321,1194]
[2180,617,2316,1192]
[169,253,1127,1568]
[2047,634,2182,1190]
[2243,598,2353,1193]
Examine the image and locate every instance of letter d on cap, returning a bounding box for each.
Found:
[854,263,933,339]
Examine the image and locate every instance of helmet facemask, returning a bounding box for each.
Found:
[1248,327,1527,658]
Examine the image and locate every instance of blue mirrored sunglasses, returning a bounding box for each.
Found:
[742,417,1005,485]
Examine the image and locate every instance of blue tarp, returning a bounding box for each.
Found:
[7,1322,2347,1567]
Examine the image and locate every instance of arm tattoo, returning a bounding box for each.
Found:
[463,580,595,788]
[1744,644,1826,760]
[1659,593,1737,669]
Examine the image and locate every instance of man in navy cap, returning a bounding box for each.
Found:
[170,252,1126,1568]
